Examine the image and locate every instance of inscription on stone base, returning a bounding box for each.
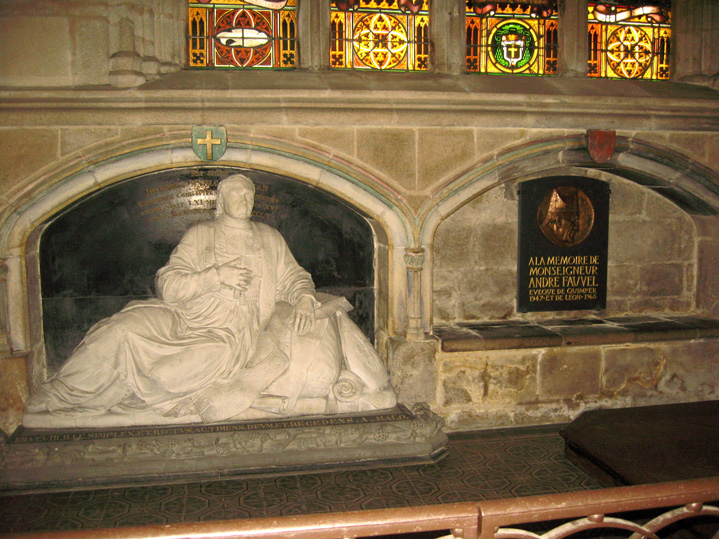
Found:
[1,404,447,493]
[10,406,415,444]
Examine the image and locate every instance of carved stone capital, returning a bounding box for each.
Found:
[404,248,425,271]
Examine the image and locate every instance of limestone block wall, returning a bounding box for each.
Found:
[0,64,718,434]
[434,339,719,431]
[426,153,719,431]
[433,176,697,323]
[1,119,719,434]
[0,0,718,438]
[0,0,183,88]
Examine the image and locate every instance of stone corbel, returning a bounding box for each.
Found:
[404,247,425,340]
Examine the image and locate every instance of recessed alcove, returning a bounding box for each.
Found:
[38,166,375,376]
[428,165,719,430]
[433,173,699,323]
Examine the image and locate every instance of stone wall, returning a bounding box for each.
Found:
[0,0,183,88]
[434,338,719,431]
[427,168,717,430]
[433,176,697,323]
[1,1,719,435]
[1,102,719,435]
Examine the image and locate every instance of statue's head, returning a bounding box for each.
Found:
[216,174,256,218]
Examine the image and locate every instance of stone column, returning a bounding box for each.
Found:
[430,0,465,74]
[140,5,161,80]
[299,0,330,70]
[109,16,146,87]
[404,247,426,340]
[0,260,9,354]
[156,0,184,74]
[558,0,588,77]
[672,0,719,86]
[0,257,30,435]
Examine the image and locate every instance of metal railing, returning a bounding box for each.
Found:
[4,477,719,539]
[479,477,719,539]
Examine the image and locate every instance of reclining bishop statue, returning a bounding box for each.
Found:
[24,174,397,429]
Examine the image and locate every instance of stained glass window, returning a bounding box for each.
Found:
[188,0,297,69]
[330,1,430,71]
[588,1,671,80]
[466,1,558,76]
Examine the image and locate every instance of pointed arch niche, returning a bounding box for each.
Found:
[1,144,412,392]
[423,135,719,329]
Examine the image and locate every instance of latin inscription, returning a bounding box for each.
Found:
[135,180,280,224]
[11,407,414,444]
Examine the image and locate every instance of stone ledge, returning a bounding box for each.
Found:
[1,404,448,493]
[434,315,719,353]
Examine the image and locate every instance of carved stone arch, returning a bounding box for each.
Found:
[559,137,719,216]
[0,142,415,388]
[422,135,719,244]
[419,135,719,329]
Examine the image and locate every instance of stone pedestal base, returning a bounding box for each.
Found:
[0,404,447,493]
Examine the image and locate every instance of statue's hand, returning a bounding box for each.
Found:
[292,295,316,335]
[216,259,252,291]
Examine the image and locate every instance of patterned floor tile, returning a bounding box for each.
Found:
[0,424,602,533]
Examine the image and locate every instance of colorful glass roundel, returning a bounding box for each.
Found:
[489,20,537,73]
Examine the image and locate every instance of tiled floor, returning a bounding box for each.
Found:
[0,424,601,534]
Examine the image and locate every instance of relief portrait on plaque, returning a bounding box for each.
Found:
[536,186,595,248]
[517,176,610,313]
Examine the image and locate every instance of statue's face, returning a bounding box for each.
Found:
[221,182,255,219]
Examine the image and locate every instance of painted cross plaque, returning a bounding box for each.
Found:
[517,176,610,312]
[192,125,226,161]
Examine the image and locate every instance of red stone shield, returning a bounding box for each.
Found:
[588,129,616,164]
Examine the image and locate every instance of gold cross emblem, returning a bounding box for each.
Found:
[198,130,222,160]
[192,126,227,161]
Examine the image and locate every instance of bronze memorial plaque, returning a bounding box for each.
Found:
[517,176,610,312]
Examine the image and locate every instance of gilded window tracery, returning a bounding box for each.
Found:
[466,1,558,76]
[330,1,430,71]
[588,1,671,80]
[188,0,297,69]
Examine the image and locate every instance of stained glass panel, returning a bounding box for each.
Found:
[466,1,558,76]
[588,1,671,80]
[330,1,430,71]
[188,0,297,69]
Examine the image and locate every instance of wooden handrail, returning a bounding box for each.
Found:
[4,477,718,539]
